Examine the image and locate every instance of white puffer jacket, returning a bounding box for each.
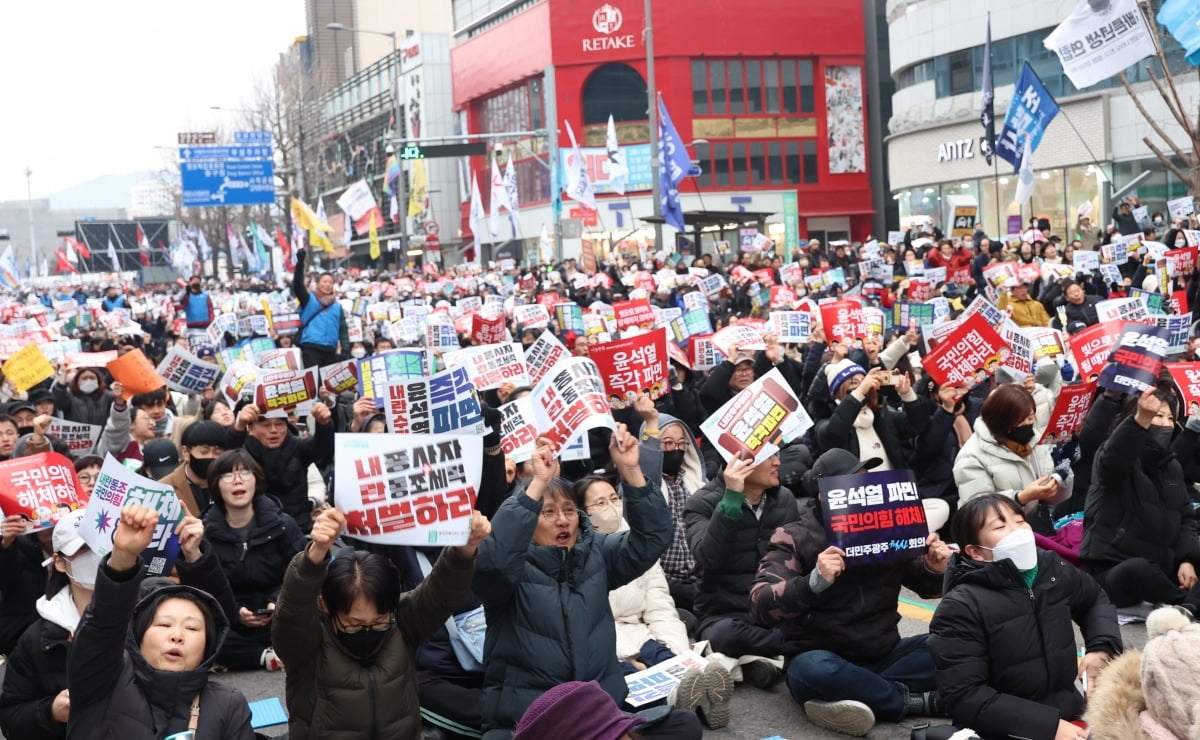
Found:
[953,416,1065,516]
[609,558,691,660]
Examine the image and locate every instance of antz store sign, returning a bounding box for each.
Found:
[937,139,975,163]
[583,3,638,52]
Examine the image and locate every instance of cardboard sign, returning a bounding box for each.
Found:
[334,433,482,546]
[2,343,55,393]
[588,329,670,409]
[320,360,360,395]
[79,455,184,576]
[0,452,86,532]
[106,349,167,400]
[700,368,812,466]
[447,343,530,390]
[471,313,508,345]
[254,367,320,414]
[1098,324,1169,394]
[819,469,928,564]
[1039,382,1096,444]
[382,365,485,436]
[768,311,811,344]
[513,304,551,329]
[530,357,615,450]
[819,301,866,345]
[48,419,102,456]
[922,312,1010,389]
[357,349,427,406]
[711,324,765,359]
[498,396,539,463]
[1167,362,1200,414]
[157,346,221,395]
[524,330,571,386]
[1068,321,1124,383]
[613,299,656,331]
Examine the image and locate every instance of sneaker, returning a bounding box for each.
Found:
[803,699,876,737]
[702,663,734,729]
[906,690,947,718]
[672,667,707,714]
[1154,602,1198,621]
[262,647,284,672]
[739,660,781,689]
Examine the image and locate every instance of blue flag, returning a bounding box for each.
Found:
[995,62,1059,174]
[1159,0,1200,66]
[657,94,691,232]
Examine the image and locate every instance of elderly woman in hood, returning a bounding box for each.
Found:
[66,505,253,740]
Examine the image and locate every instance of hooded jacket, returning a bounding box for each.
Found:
[66,557,253,740]
[929,550,1122,740]
[203,494,307,611]
[750,498,943,661]
[473,480,673,732]
[639,414,706,584]
[1080,417,1200,574]
[683,473,799,629]
[954,416,1060,535]
[230,421,334,525]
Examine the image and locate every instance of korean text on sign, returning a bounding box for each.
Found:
[819,469,928,564]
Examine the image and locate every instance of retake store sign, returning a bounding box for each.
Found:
[938,139,975,163]
[584,3,636,52]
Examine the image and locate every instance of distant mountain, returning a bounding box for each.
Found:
[48,172,157,212]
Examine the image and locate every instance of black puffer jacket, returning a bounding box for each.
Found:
[203,495,307,610]
[1080,417,1200,574]
[51,384,115,428]
[929,551,1122,740]
[750,499,942,661]
[231,421,334,526]
[67,557,253,739]
[684,474,799,629]
[814,391,931,467]
[0,535,47,654]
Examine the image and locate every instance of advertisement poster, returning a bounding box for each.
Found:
[1097,324,1169,393]
[819,469,928,564]
[157,345,221,395]
[922,313,1010,389]
[0,452,86,531]
[382,366,485,436]
[588,329,670,409]
[825,65,865,174]
[530,357,615,450]
[700,368,813,466]
[334,433,481,546]
[253,367,320,414]
[79,455,184,576]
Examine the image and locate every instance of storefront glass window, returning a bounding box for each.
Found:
[897,186,943,231]
[1065,165,1104,238]
[1030,168,1068,237]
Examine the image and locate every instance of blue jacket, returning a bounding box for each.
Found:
[298,296,344,350]
[180,290,214,327]
[101,295,127,312]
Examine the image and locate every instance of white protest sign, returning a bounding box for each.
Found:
[711,324,766,358]
[445,342,530,390]
[156,345,221,395]
[79,455,186,576]
[768,311,811,344]
[523,330,571,386]
[700,368,812,466]
[498,397,538,463]
[47,419,101,456]
[1169,196,1195,220]
[531,357,615,450]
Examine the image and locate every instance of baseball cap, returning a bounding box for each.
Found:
[142,439,181,479]
[811,448,882,480]
[41,509,87,566]
[6,401,36,417]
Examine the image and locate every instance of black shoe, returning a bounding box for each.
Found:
[906,690,946,718]
[739,660,781,689]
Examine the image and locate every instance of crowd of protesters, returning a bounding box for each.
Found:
[0,201,1197,740]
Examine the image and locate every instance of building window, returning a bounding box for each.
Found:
[692,60,708,114]
[802,141,819,184]
[746,61,762,113]
[581,63,648,125]
[781,61,797,113]
[767,141,783,184]
[713,142,730,186]
[786,141,801,182]
[798,60,814,113]
[529,78,544,129]
[749,142,765,183]
[728,60,744,114]
[763,60,779,113]
[711,61,727,115]
[731,142,748,186]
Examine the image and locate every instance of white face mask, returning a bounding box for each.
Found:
[980,527,1037,571]
[65,549,101,589]
[78,379,99,394]
[589,502,623,534]
[350,348,367,359]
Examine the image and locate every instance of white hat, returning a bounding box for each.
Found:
[41,509,87,566]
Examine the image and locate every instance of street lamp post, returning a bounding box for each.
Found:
[327,22,403,264]
[644,0,663,253]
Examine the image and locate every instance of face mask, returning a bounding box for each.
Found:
[350,348,367,359]
[78,379,99,394]
[335,624,390,660]
[980,527,1037,571]
[661,449,685,476]
[66,549,101,589]
[17,426,32,438]
[589,502,623,534]
[190,284,202,294]
[189,456,213,479]
[1154,218,1163,227]
[1149,425,1174,449]
[1008,423,1036,445]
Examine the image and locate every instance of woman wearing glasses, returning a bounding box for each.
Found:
[202,449,307,671]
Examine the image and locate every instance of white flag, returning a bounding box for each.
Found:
[1013,136,1035,206]
[470,172,488,245]
[107,238,119,270]
[538,223,554,264]
[605,114,628,195]
[562,121,597,210]
[255,223,276,249]
[489,156,512,240]
[503,153,520,237]
[1044,0,1155,89]
[65,241,79,265]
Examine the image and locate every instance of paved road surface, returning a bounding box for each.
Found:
[0,589,1151,739]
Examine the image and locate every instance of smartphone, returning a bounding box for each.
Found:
[878,373,896,386]
[252,607,275,617]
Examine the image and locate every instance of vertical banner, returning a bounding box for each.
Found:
[79,455,184,576]
[334,433,482,546]
[587,329,670,409]
[824,66,866,173]
[1039,382,1097,444]
[700,368,813,465]
[1097,324,1169,393]
[922,313,1010,389]
[0,452,86,531]
[157,345,221,395]
[530,358,615,449]
[819,469,928,563]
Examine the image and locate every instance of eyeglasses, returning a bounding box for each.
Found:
[660,439,688,451]
[334,613,395,634]
[219,470,252,483]
[586,496,621,512]
[77,472,98,484]
[539,507,580,520]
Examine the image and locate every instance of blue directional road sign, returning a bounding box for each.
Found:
[179,142,276,207]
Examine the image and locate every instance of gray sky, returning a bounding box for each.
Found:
[1,0,305,203]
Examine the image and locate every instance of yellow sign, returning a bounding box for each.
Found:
[2,344,55,393]
[951,206,978,238]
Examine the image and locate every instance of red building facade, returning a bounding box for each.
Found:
[451,0,873,252]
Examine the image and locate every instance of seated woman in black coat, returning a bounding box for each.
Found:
[929,494,1122,740]
[202,448,307,671]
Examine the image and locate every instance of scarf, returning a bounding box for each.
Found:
[1001,438,1033,458]
[853,406,875,430]
[313,287,338,307]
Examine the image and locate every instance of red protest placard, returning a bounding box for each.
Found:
[769,285,797,308]
[1039,383,1097,444]
[471,313,507,345]
[613,299,656,331]
[1165,247,1198,277]
[1167,362,1200,415]
[753,268,776,287]
[634,271,656,293]
[819,301,867,345]
[1067,320,1124,384]
[1170,290,1189,315]
[923,312,1010,389]
[254,367,320,414]
[588,329,670,409]
[948,265,972,285]
[0,452,87,532]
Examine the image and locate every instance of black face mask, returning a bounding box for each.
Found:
[190,285,202,294]
[16,426,32,438]
[1149,425,1174,449]
[662,449,685,476]
[1008,423,1036,446]
[335,626,390,661]
[189,457,213,479]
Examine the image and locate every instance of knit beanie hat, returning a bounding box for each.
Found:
[825,359,866,397]
[514,681,644,740]
[1140,606,1200,740]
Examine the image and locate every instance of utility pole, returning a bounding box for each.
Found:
[645,0,663,252]
[24,168,36,277]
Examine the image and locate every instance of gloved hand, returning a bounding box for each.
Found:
[1053,458,1073,484]
[717,488,745,520]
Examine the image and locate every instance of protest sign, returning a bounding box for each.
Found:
[769,285,798,309]
[613,299,656,331]
[711,324,766,359]
[690,334,726,371]
[358,349,427,406]
[427,314,460,350]
[207,313,239,348]
[682,291,708,313]
[701,273,726,297]
[383,365,485,436]
[554,302,585,334]
[449,343,530,390]
[983,263,1015,289]
[1156,313,1192,355]
[63,350,117,371]
[1168,196,1195,221]
[962,295,1004,327]
[272,312,301,336]
[48,418,102,456]
[1169,289,1190,316]
[218,361,261,406]
[1039,382,1096,444]
[998,319,1034,375]
[893,302,936,328]
[79,455,184,576]
[0,452,86,532]
[768,311,811,344]
[530,357,615,449]
[320,360,360,395]
[1167,363,1200,414]
[471,313,508,345]
[1067,321,1124,383]
[1097,297,1151,324]
[1098,324,1169,394]
[625,652,711,708]
[1072,250,1100,273]
[819,469,927,564]
[256,347,302,371]
[1026,327,1067,361]
[156,346,221,395]
[498,396,539,463]
[700,368,812,466]
[922,313,1010,389]
[819,301,866,345]
[2,343,55,393]
[589,329,670,409]
[1166,247,1198,278]
[254,367,320,415]
[524,331,570,386]
[334,433,481,546]
[513,304,551,329]
[106,349,167,400]
[667,309,713,345]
